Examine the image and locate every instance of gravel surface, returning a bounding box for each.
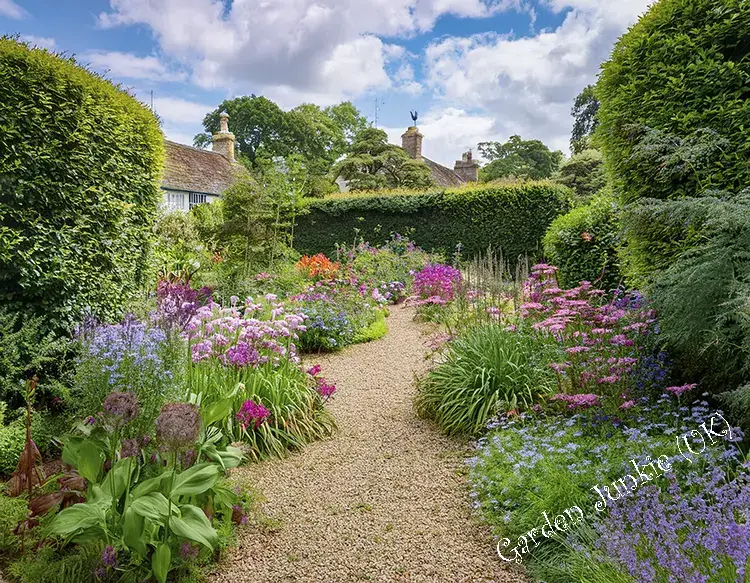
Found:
[210,306,527,583]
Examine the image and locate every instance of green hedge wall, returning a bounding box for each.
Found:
[597,0,750,202]
[294,182,571,261]
[0,38,165,333]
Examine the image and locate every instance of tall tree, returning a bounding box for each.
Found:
[478,135,563,182]
[194,95,288,164]
[332,128,434,191]
[570,85,600,154]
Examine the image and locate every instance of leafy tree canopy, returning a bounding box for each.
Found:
[195,96,368,196]
[332,128,434,191]
[570,85,600,154]
[552,148,606,202]
[478,135,563,182]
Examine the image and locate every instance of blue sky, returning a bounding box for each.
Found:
[1,0,653,165]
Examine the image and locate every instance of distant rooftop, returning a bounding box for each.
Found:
[161,140,240,196]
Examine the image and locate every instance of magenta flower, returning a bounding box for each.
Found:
[665,383,697,397]
[550,393,600,409]
[307,364,322,377]
[620,400,636,409]
[316,378,337,400]
[236,399,271,431]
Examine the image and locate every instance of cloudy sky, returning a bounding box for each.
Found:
[1,0,654,166]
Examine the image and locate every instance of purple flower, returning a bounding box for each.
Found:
[102,391,140,423]
[180,541,200,561]
[411,264,463,302]
[665,383,697,396]
[307,364,322,377]
[101,545,116,568]
[120,438,140,458]
[316,378,337,400]
[550,393,600,409]
[236,399,271,431]
[156,403,201,449]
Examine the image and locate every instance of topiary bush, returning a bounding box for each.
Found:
[294,182,571,261]
[0,37,165,334]
[543,192,621,290]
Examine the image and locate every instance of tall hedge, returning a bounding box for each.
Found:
[294,182,571,261]
[597,0,750,203]
[0,38,165,333]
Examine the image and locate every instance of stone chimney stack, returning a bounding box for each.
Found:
[401,126,423,159]
[212,112,235,163]
[454,149,479,182]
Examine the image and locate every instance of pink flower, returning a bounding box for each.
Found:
[307,364,322,377]
[665,383,697,397]
[620,400,636,409]
[316,378,336,400]
[566,346,590,354]
[236,399,270,430]
[550,393,600,409]
[598,375,621,384]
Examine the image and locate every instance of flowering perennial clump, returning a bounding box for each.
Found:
[154,280,212,330]
[411,263,463,304]
[296,253,340,280]
[186,299,307,367]
[236,399,271,431]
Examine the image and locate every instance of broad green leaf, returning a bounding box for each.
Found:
[170,504,218,551]
[101,458,133,499]
[217,446,244,469]
[170,463,219,499]
[201,398,233,426]
[76,441,104,484]
[131,492,170,521]
[86,485,113,509]
[131,472,170,499]
[152,543,171,583]
[122,507,147,557]
[60,436,85,467]
[49,503,105,537]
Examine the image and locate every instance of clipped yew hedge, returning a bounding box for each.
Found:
[597,0,750,202]
[0,37,165,333]
[294,182,571,261]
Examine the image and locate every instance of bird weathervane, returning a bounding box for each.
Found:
[410,110,418,125]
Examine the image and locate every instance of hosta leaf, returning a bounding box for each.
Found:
[131,492,170,522]
[170,504,218,551]
[170,463,219,499]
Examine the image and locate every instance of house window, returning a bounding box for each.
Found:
[189,192,207,209]
[166,191,185,210]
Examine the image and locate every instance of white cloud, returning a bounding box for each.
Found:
[423,0,656,153]
[0,0,27,19]
[383,107,499,166]
[20,35,55,50]
[82,50,187,82]
[97,0,523,101]
[150,96,213,126]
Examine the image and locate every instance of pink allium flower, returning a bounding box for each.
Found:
[665,383,697,397]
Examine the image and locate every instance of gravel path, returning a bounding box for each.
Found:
[210,306,526,583]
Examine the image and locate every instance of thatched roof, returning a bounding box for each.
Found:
[422,157,465,187]
[162,140,240,195]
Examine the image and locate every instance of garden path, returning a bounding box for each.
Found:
[210,306,526,583]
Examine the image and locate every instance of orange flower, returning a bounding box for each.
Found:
[295,254,340,280]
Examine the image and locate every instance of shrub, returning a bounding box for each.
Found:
[552,149,606,202]
[294,182,571,260]
[542,193,621,290]
[0,37,165,333]
[415,323,560,436]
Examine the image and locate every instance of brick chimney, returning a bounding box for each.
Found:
[454,150,479,182]
[401,126,423,159]
[212,112,235,163]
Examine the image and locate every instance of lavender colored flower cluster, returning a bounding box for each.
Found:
[153,280,212,330]
[186,298,307,368]
[596,466,750,582]
[83,314,170,388]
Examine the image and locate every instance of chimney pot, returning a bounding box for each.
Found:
[401,126,423,159]
[212,112,235,163]
[454,150,479,182]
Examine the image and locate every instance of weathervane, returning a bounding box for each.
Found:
[410,110,418,125]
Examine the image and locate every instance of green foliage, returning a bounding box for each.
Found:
[0,37,165,334]
[414,323,560,436]
[543,193,621,290]
[7,543,103,583]
[570,85,600,155]
[0,492,28,553]
[0,307,69,409]
[0,416,25,475]
[351,309,388,344]
[478,135,563,182]
[644,189,750,395]
[151,209,213,284]
[552,149,606,202]
[294,182,571,261]
[596,0,750,201]
[332,128,434,191]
